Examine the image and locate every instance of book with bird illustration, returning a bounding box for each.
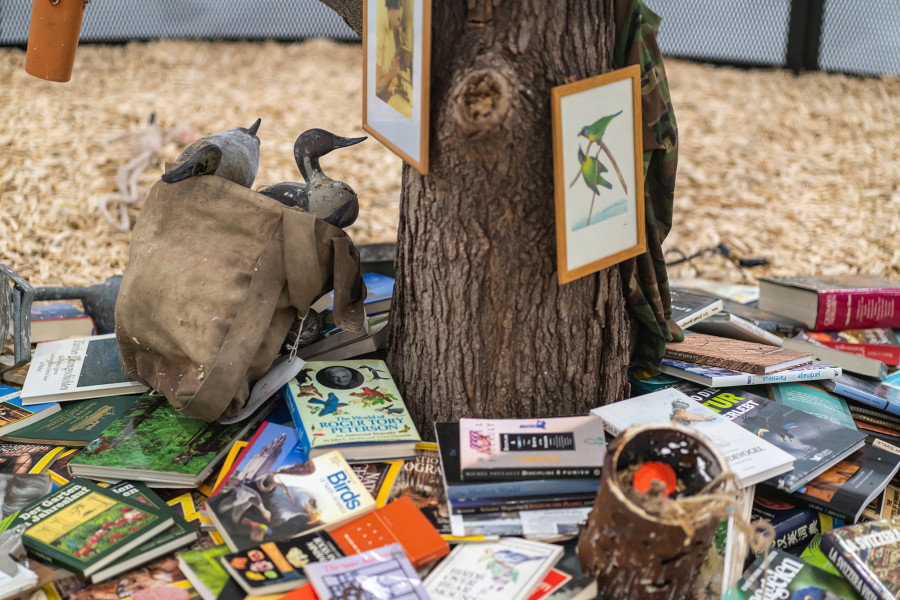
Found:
[423,536,563,600]
[205,450,376,553]
[458,416,606,481]
[284,360,421,462]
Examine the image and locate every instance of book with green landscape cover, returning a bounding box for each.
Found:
[285,360,421,462]
[12,478,173,579]
[89,480,198,582]
[67,391,269,487]
[177,544,240,600]
[1,395,138,446]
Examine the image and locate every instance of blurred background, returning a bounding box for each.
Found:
[0,0,898,288]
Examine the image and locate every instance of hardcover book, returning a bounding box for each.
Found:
[677,382,866,492]
[591,388,795,487]
[0,384,60,438]
[90,480,198,582]
[458,416,605,481]
[382,442,450,533]
[670,287,724,329]
[750,490,822,556]
[784,332,889,380]
[717,297,806,335]
[660,358,841,388]
[435,421,601,501]
[329,496,449,568]
[821,517,900,600]
[792,440,900,523]
[67,390,267,487]
[1,394,138,446]
[30,302,96,343]
[12,478,174,579]
[723,548,862,600]
[664,333,812,375]
[311,272,394,317]
[220,532,345,596]
[758,274,900,332]
[306,543,429,600]
[805,328,900,366]
[177,544,235,600]
[19,334,148,405]
[297,315,389,362]
[284,360,421,462]
[423,537,563,600]
[205,450,376,552]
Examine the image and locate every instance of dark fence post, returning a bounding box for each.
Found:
[787,0,826,73]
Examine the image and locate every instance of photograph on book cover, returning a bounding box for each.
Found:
[363,0,431,173]
[551,65,645,284]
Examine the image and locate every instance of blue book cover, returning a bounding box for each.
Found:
[823,373,900,417]
[222,421,310,492]
[768,382,857,430]
[0,385,61,436]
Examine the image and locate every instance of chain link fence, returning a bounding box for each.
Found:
[1,0,898,75]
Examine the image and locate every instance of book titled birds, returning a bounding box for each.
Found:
[458,416,605,481]
[285,360,421,462]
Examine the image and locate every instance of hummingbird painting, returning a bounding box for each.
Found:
[578,110,622,150]
[572,146,613,226]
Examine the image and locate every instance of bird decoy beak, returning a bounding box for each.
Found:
[247,118,262,136]
[332,134,367,148]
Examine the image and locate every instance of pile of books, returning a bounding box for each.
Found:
[4,272,900,600]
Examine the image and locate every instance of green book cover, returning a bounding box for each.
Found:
[88,481,198,582]
[724,548,862,600]
[1,395,139,446]
[13,478,173,579]
[285,360,420,453]
[768,382,857,430]
[177,544,233,599]
[800,534,843,577]
[66,391,263,486]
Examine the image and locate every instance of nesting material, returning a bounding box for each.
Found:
[0,40,897,289]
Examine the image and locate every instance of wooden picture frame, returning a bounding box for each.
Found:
[551,65,645,285]
[362,0,431,174]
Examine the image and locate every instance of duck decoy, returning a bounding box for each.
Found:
[162,118,261,187]
[258,128,366,229]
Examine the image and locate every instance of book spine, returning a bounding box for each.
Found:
[664,349,768,376]
[746,365,842,385]
[285,387,314,446]
[829,382,890,412]
[815,289,900,331]
[449,495,595,515]
[677,301,723,329]
[25,545,86,579]
[818,341,900,366]
[446,478,601,501]
[820,534,886,600]
[461,466,602,481]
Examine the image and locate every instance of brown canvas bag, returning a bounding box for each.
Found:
[115,175,366,420]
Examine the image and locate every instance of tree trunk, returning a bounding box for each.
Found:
[322,0,632,437]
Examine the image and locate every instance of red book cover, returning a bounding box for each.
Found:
[328,496,449,568]
[278,583,319,600]
[815,289,900,331]
[805,329,900,365]
[528,568,571,600]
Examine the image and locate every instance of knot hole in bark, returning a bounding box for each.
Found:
[451,68,513,138]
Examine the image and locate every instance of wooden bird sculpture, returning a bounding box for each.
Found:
[162,118,261,187]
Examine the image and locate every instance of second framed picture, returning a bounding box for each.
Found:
[551,65,645,285]
[363,0,431,174]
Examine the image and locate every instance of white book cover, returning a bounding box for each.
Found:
[458,416,605,480]
[424,537,563,600]
[19,334,148,405]
[590,388,795,487]
[306,543,428,600]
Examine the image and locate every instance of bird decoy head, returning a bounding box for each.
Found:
[294,129,366,165]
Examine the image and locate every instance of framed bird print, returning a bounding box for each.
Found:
[363,0,431,174]
[551,65,645,285]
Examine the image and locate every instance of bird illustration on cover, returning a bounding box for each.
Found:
[569,110,629,228]
[308,393,348,416]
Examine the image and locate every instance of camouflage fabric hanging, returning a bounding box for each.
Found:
[614,0,681,378]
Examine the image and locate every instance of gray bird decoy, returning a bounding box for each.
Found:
[162,118,262,187]
[259,128,366,228]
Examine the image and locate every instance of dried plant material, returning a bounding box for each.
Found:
[0,40,897,290]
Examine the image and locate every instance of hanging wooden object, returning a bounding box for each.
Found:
[25,0,89,82]
[577,422,737,600]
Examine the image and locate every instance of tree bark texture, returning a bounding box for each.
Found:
[383,0,632,437]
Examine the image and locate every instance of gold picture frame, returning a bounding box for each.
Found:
[551,65,645,285]
[362,0,431,174]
